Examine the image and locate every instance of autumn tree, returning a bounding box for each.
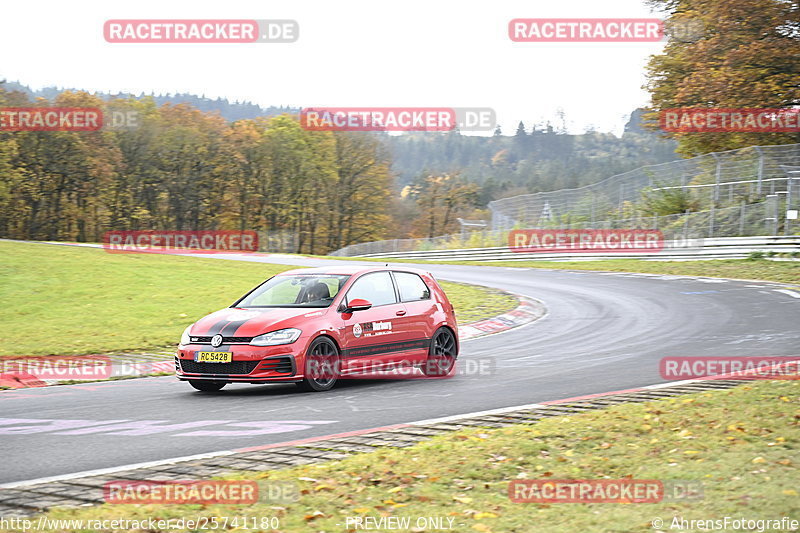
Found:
[408,174,479,238]
[0,87,25,238]
[328,132,392,250]
[0,92,394,254]
[6,91,120,240]
[222,117,272,232]
[645,0,800,155]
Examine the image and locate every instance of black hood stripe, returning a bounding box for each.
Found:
[204,312,261,337]
[219,319,252,337]
[204,319,236,336]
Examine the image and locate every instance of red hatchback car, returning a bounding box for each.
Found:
[176,266,459,392]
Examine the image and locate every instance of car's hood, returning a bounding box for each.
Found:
[191,306,328,338]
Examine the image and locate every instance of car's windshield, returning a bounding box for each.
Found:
[236,274,350,308]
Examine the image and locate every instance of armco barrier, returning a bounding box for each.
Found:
[352,235,800,261]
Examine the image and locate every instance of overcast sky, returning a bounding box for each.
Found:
[2,0,667,136]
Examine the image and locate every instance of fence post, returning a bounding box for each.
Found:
[712,153,721,203]
[709,202,715,238]
[786,173,794,236]
[683,210,690,240]
[766,195,779,235]
[739,201,746,235]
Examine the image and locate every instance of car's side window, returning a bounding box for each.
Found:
[393,272,431,302]
[346,272,398,307]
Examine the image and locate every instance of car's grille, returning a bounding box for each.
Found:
[256,355,294,374]
[190,336,253,345]
[180,360,259,375]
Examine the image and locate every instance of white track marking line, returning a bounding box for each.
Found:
[774,289,800,299]
[643,378,705,389]
[0,449,237,489]
[404,404,546,426]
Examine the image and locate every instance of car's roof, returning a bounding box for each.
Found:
[275,265,432,277]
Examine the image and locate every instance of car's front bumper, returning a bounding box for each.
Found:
[175,343,302,383]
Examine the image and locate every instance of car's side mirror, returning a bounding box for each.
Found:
[342,298,372,313]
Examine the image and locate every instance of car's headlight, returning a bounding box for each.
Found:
[179,325,193,346]
[250,328,301,346]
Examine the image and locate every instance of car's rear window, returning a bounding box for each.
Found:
[236,274,350,308]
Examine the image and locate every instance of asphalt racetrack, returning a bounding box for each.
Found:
[3,252,798,484]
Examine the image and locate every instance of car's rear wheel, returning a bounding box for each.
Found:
[422,327,457,377]
[189,380,227,392]
[297,337,340,392]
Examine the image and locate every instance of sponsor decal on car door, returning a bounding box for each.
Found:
[342,306,419,373]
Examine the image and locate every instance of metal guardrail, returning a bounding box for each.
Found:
[353,235,800,262]
[330,144,800,257]
[331,200,798,257]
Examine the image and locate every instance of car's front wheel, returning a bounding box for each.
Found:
[422,327,457,377]
[297,336,340,392]
[189,380,227,392]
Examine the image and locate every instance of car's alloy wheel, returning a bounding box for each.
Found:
[189,380,227,392]
[297,337,340,392]
[422,327,457,377]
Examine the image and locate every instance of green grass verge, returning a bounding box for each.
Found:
[20,380,798,532]
[435,281,517,325]
[327,255,800,285]
[0,241,517,357]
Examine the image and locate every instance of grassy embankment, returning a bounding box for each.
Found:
[17,379,799,533]
[0,241,517,357]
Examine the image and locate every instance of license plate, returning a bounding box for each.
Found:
[194,351,233,363]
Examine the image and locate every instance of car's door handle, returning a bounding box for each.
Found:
[395,310,407,316]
